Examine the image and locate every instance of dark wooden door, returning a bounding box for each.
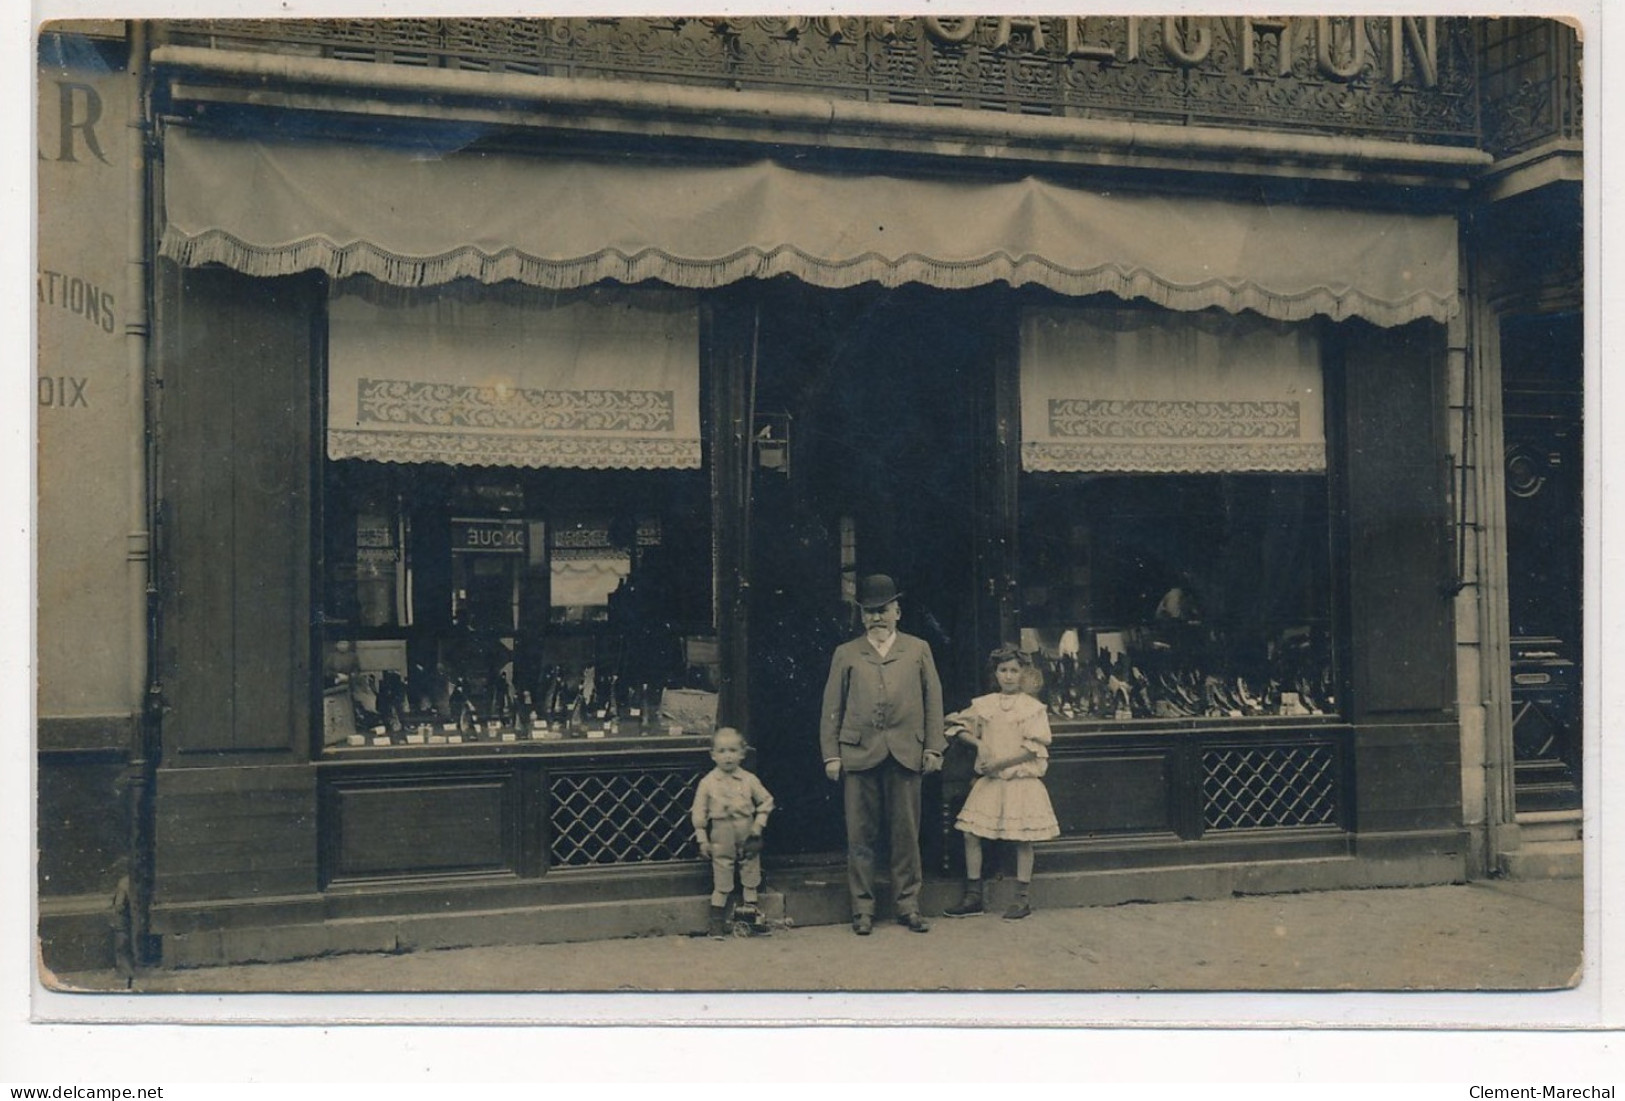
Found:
[1502,312,1583,812]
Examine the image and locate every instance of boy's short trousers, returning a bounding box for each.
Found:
[707,817,762,902]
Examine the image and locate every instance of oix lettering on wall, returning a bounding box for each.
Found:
[38,376,89,409]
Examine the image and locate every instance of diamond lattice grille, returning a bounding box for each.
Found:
[548,768,701,867]
[1202,744,1338,831]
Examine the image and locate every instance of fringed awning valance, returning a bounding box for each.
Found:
[327,288,701,470]
[160,128,1458,327]
[1021,308,1325,474]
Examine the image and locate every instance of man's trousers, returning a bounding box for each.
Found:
[842,755,923,918]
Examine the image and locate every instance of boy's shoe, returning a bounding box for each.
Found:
[852,914,874,936]
[942,893,984,918]
[1002,901,1032,921]
[707,905,727,939]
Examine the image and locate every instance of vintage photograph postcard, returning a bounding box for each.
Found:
[33,8,1591,1006]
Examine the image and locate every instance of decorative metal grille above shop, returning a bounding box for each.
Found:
[162,16,1479,145]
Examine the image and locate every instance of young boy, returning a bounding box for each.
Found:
[691,727,774,938]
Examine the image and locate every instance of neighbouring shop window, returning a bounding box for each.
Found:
[319,283,713,751]
[1017,306,1335,721]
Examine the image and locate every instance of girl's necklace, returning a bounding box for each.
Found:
[998,694,1018,712]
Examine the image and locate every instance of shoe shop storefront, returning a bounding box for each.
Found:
[41,17,1527,970]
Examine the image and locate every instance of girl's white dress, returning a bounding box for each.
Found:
[951,692,1060,842]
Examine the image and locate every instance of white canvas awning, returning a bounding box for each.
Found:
[160,127,1459,327]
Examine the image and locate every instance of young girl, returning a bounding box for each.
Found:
[943,645,1060,920]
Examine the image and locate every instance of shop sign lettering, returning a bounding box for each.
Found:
[776,14,1439,86]
[189,17,1470,140]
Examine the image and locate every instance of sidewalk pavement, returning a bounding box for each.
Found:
[56,878,1582,994]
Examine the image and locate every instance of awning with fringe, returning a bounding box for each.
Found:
[1021,307,1325,474]
[160,127,1458,327]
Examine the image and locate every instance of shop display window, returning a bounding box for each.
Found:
[321,463,713,750]
[317,282,711,752]
[1018,473,1335,723]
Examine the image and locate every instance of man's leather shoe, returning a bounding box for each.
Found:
[896,912,930,933]
[852,914,873,936]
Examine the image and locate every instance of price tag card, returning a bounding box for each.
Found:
[448,734,464,744]
[442,723,459,733]
[428,735,447,745]
[586,730,606,740]
[404,733,426,745]
[371,736,392,747]
[501,733,517,742]
[346,734,367,747]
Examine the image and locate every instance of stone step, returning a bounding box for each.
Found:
[1516,810,1583,845]
[163,890,790,970]
[151,849,1469,969]
[1498,840,1583,880]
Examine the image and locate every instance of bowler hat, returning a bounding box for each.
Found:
[855,574,902,610]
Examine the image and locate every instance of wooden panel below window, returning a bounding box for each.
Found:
[1351,721,1463,833]
[325,771,519,883]
[1047,752,1175,837]
[153,764,319,903]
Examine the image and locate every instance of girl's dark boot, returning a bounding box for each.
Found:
[943,880,985,918]
[707,905,727,939]
[1003,881,1032,920]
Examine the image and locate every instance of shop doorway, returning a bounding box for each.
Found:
[744,284,1002,856]
[1501,312,1583,812]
